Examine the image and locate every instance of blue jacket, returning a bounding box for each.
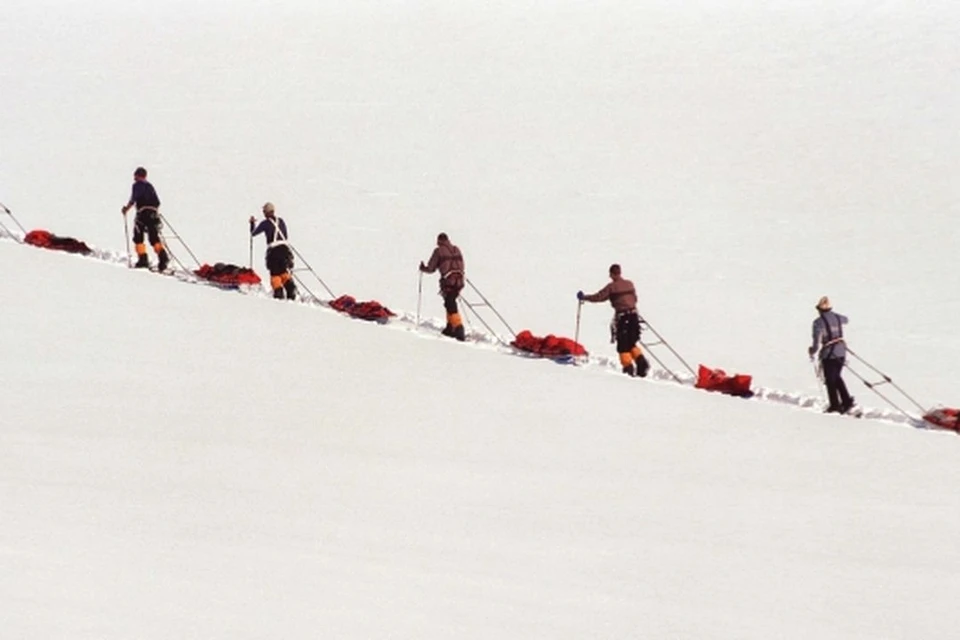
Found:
[811,310,848,360]
[250,217,288,246]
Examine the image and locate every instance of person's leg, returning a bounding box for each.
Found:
[615,313,636,376]
[132,212,149,267]
[822,359,843,411]
[443,291,464,341]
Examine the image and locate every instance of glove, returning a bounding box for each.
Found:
[249,215,256,224]
[577,290,584,301]
[419,261,426,271]
[121,205,129,215]
[807,346,817,359]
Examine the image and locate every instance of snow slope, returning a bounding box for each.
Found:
[3,236,960,640]
[2,1,960,636]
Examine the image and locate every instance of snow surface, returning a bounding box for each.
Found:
[2,1,960,637]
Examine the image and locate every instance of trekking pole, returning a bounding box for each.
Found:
[812,359,826,403]
[248,232,254,270]
[0,202,27,241]
[574,300,583,346]
[122,213,131,267]
[574,300,584,359]
[416,271,423,326]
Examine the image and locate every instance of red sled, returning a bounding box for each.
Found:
[922,408,959,433]
[193,263,262,288]
[24,229,92,255]
[695,364,754,398]
[511,329,588,360]
[329,295,395,323]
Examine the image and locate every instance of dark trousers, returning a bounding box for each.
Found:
[133,209,161,246]
[442,289,462,315]
[265,245,294,276]
[615,310,641,353]
[822,357,852,410]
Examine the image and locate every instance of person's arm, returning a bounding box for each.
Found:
[582,283,611,303]
[250,219,267,237]
[419,248,440,273]
[808,319,821,357]
[121,184,137,214]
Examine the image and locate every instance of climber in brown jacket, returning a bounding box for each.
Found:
[578,264,650,377]
[419,232,466,341]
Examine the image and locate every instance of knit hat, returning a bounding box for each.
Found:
[262,202,275,215]
[816,296,831,311]
[134,167,147,178]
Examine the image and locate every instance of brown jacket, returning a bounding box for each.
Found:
[584,276,637,312]
[422,240,465,292]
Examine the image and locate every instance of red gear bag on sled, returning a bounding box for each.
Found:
[695,364,754,398]
[922,408,959,433]
[329,295,395,323]
[510,330,588,359]
[24,229,93,255]
[193,263,262,288]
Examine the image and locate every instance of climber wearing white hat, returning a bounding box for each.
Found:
[808,295,855,414]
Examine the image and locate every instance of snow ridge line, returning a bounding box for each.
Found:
[1,233,931,431]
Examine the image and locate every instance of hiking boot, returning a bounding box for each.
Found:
[273,287,285,299]
[441,324,455,338]
[157,250,169,272]
[453,325,466,342]
[840,398,856,415]
[134,255,150,269]
[635,355,650,378]
[622,364,636,377]
[824,405,842,414]
[284,279,297,300]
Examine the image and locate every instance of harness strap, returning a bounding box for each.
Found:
[268,218,288,248]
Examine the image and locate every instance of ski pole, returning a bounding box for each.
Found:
[416,271,423,326]
[574,300,583,351]
[248,231,254,269]
[812,359,826,403]
[122,212,131,267]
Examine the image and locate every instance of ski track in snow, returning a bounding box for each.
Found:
[2,229,935,433]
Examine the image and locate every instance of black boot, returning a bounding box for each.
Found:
[840,397,856,415]
[157,249,169,272]
[453,325,466,342]
[622,364,636,377]
[284,279,297,300]
[441,324,455,338]
[635,355,650,378]
[273,287,284,299]
[134,255,150,269]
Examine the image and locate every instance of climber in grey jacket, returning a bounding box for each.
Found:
[808,296,854,414]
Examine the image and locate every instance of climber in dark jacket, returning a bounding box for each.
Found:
[121,167,169,271]
[250,202,297,300]
[419,232,465,341]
